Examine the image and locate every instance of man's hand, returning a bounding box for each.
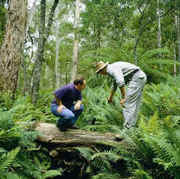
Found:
[120,98,126,106]
[74,103,81,110]
[57,105,65,113]
[74,100,82,110]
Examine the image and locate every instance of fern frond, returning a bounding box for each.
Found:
[133,169,152,179]
[42,169,62,179]
[0,147,20,172]
[75,147,95,161]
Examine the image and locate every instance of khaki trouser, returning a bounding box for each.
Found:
[123,70,147,128]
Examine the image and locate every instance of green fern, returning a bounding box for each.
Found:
[133,169,152,179]
[91,172,121,179]
[42,169,62,179]
[76,147,95,162]
[0,147,20,172]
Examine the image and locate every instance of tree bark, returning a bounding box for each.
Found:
[157,0,162,69]
[174,15,178,77]
[35,122,123,147]
[31,0,59,104]
[157,0,161,49]
[71,0,80,82]
[33,122,125,178]
[177,4,180,73]
[55,14,61,88]
[0,0,27,96]
[31,0,46,104]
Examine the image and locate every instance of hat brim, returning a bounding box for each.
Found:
[96,62,109,73]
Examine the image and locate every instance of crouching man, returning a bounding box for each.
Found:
[51,77,86,131]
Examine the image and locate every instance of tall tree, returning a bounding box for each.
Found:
[31,0,59,104]
[71,0,80,82]
[157,0,162,49]
[55,10,61,88]
[177,1,180,73]
[0,0,27,96]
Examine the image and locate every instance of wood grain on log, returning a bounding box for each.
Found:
[35,123,123,147]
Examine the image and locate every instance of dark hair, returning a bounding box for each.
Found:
[73,76,85,85]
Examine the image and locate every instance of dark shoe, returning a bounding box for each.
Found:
[69,125,79,129]
[59,126,67,131]
[57,124,68,131]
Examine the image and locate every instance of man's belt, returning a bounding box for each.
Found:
[124,69,139,84]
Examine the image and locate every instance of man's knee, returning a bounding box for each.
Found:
[51,104,61,117]
[64,112,75,120]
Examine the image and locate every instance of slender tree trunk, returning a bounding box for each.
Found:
[26,0,36,34]
[22,0,37,96]
[174,15,178,77]
[71,0,80,82]
[31,0,46,104]
[157,0,161,49]
[174,43,177,77]
[0,0,27,96]
[157,0,162,69]
[55,16,61,88]
[177,6,180,73]
[31,0,59,104]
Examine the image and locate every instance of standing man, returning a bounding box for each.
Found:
[95,61,147,129]
[51,77,86,131]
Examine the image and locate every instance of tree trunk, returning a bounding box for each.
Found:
[0,0,27,96]
[31,0,59,104]
[55,15,61,88]
[174,15,178,77]
[157,0,161,49]
[157,0,162,69]
[71,0,80,82]
[177,5,180,73]
[31,0,46,104]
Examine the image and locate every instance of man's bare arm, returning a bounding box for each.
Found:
[108,89,116,103]
[120,86,126,105]
[120,86,126,99]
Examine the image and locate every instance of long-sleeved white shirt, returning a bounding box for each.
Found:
[107,61,140,89]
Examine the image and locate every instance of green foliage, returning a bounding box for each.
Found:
[91,172,121,179]
[0,93,14,111]
[133,169,152,179]
[119,111,180,178]
[141,77,180,118]
[0,147,20,177]
[79,85,123,132]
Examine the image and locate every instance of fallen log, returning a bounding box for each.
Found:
[33,122,128,178]
[34,122,124,147]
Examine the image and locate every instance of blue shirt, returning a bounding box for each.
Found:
[51,83,82,108]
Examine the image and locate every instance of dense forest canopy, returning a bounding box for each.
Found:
[0,0,180,178]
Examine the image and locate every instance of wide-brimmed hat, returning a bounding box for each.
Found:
[95,61,109,73]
